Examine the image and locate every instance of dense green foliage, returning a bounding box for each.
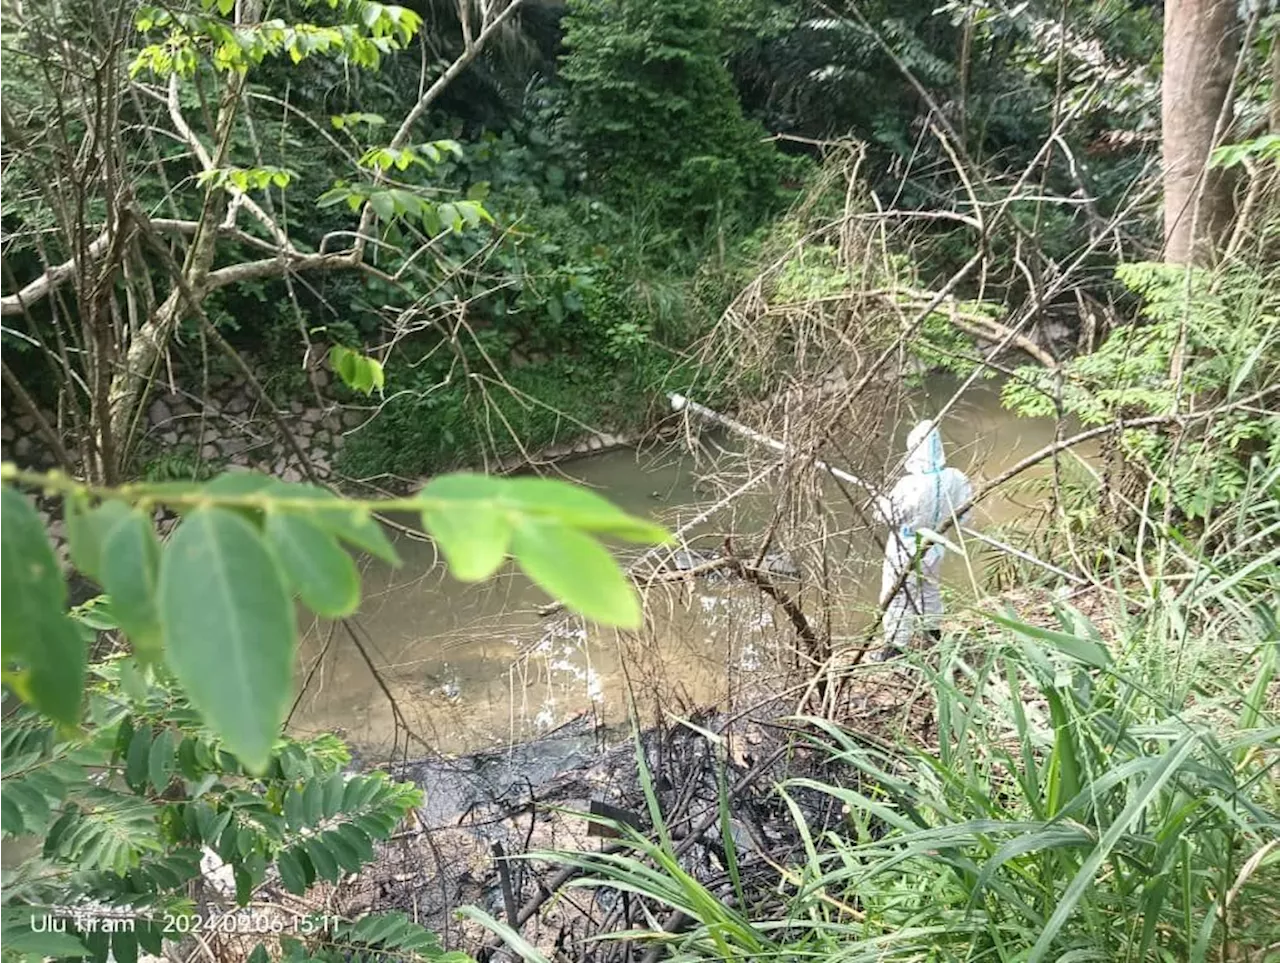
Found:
[530,256,1280,960]
[1,465,665,963]
[3,0,1278,960]
[561,607,1278,959]
[2,627,441,960]
[560,0,787,229]
[1004,259,1280,520]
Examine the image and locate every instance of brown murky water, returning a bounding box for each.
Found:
[287,379,1089,757]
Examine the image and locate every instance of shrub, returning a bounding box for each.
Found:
[559,0,787,231]
[1002,260,1280,521]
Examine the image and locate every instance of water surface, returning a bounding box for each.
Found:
[288,380,1083,757]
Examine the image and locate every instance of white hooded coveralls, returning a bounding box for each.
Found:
[878,421,973,650]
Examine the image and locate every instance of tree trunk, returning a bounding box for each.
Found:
[1161,0,1239,264]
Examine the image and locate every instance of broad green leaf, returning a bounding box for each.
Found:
[66,497,131,582]
[503,477,668,542]
[22,612,85,727]
[203,470,277,518]
[126,726,153,793]
[0,909,89,957]
[1,486,86,726]
[303,837,341,882]
[148,727,175,793]
[329,345,360,387]
[265,512,360,616]
[368,192,395,221]
[421,498,511,581]
[284,787,307,830]
[177,736,201,780]
[137,920,163,957]
[276,847,308,895]
[321,772,345,818]
[422,473,667,543]
[511,519,641,627]
[111,927,139,963]
[4,782,51,832]
[117,656,150,703]
[303,775,324,825]
[341,353,378,394]
[366,356,385,392]
[419,472,505,501]
[1,791,25,835]
[337,823,374,864]
[324,827,365,872]
[269,482,399,565]
[101,511,164,662]
[159,508,296,773]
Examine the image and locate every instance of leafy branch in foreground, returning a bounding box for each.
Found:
[1,467,667,772]
[1,613,462,963]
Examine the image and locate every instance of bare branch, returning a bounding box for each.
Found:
[1,219,285,315]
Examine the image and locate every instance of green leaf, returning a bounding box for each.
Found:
[177,736,202,780]
[367,356,385,392]
[321,772,345,818]
[159,508,296,773]
[421,498,511,582]
[986,610,1113,668]
[1027,734,1199,963]
[1,792,25,835]
[328,345,384,397]
[66,498,132,582]
[369,191,395,221]
[126,726,153,793]
[265,512,360,617]
[502,477,668,542]
[329,345,359,385]
[337,823,374,864]
[303,836,341,882]
[4,782,51,832]
[1,486,85,726]
[137,920,164,956]
[511,519,641,627]
[284,786,307,829]
[23,612,86,727]
[112,927,139,963]
[148,727,175,793]
[276,847,308,895]
[0,910,89,958]
[303,776,324,825]
[323,827,365,872]
[421,473,667,544]
[269,483,399,566]
[101,511,164,662]
[457,906,552,963]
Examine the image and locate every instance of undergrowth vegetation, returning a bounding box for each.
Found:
[534,248,1280,960]
[2,0,1278,960]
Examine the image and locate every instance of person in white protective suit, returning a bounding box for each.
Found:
[874,420,973,659]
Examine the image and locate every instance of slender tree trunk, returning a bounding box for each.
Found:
[1161,0,1239,264]
[1271,30,1280,134]
[104,60,246,472]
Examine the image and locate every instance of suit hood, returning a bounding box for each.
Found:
[905,420,945,475]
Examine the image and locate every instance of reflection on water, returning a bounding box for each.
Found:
[287,379,1089,758]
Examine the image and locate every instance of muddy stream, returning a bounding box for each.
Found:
[288,380,1082,759]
